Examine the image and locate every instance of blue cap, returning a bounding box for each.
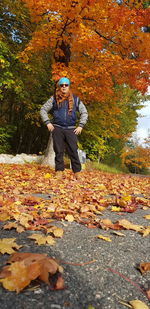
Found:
[58,77,70,86]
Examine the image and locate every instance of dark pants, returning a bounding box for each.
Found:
[52,126,81,173]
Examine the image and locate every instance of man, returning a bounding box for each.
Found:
[40,77,88,177]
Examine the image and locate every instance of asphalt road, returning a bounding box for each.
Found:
[0,207,150,309]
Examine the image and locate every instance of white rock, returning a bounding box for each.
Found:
[0,153,44,164]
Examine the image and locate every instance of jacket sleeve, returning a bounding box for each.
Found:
[78,99,88,128]
[40,96,54,125]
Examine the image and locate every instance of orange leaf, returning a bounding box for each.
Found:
[138,262,150,274]
[0,252,64,292]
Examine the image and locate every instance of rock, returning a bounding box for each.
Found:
[0,153,44,164]
[0,154,14,164]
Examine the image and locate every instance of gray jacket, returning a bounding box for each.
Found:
[40,95,88,128]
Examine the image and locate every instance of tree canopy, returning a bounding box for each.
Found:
[21,0,150,101]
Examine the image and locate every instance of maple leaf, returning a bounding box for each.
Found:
[47,226,64,238]
[28,233,55,245]
[0,238,22,254]
[3,222,25,233]
[0,252,64,293]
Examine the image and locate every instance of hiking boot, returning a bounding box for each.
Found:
[55,171,63,178]
[74,172,81,180]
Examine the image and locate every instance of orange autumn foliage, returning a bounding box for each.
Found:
[121,145,150,170]
[19,0,150,102]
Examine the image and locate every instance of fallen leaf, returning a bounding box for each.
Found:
[97,234,112,242]
[145,289,150,300]
[51,227,64,238]
[111,206,121,212]
[129,299,149,309]
[140,226,150,237]
[0,238,22,254]
[118,219,143,232]
[111,231,125,237]
[0,212,11,221]
[53,275,64,290]
[44,173,51,179]
[65,214,74,222]
[138,262,150,274]
[3,222,24,233]
[28,234,55,245]
[144,214,150,219]
[0,252,64,293]
[0,260,40,292]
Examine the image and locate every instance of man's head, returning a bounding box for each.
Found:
[58,77,70,94]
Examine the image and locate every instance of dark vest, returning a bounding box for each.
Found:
[51,95,79,128]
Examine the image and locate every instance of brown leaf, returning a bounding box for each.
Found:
[54,275,64,290]
[138,262,150,274]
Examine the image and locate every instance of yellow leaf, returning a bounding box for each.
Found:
[118,219,143,232]
[0,213,10,221]
[97,235,112,242]
[52,227,64,238]
[44,173,51,179]
[14,201,22,205]
[19,213,33,228]
[3,222,24,233]
[140,226,150,237]
[111,206,121,212]
[0,238,22,254]
[96,184,106,190]
[28,234,55,246]
[129,299,149,309]
[65,214,74,222]
[144,214,150,219]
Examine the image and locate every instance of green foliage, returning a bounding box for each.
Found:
[85,161,128,174]
[0,125,16,153]
[0,39,15,99]
[79,130,108,161]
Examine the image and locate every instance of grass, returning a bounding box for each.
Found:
[85,161,128,174]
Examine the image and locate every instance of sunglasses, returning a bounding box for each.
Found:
[60,84,69,87]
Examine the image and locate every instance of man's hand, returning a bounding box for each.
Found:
[47,123,54,132]
[74,126,83,135]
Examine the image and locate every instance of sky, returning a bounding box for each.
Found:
[134,88,150,144]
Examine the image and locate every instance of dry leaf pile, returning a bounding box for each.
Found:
[0,164,149,238]
[0,164,150,294]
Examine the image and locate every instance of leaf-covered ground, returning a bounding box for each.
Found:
[0,164,150,308]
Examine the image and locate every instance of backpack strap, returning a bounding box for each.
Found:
[73,94,80,110]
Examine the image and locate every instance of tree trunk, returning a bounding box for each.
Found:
[41,133,55,167]
[42,38,70,165]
